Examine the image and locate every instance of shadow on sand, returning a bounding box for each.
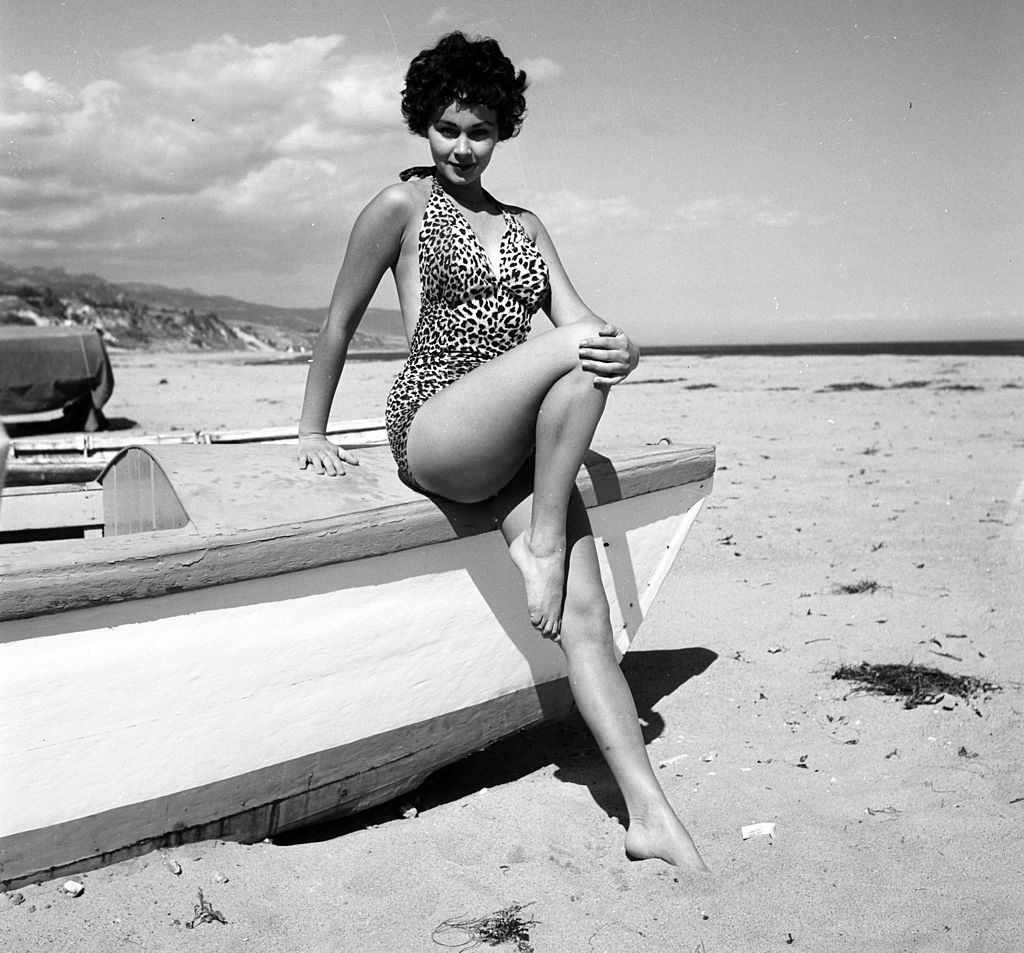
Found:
[4,414,137,438]
[276,646,717,845]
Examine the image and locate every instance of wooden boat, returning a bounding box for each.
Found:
[0,440,714,889]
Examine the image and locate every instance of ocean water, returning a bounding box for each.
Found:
[249,338,1024,366]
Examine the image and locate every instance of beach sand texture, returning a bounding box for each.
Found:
[3,351,1022,952]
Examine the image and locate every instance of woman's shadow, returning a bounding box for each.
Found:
[277,645,716,844]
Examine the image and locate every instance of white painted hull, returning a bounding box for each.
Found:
[0,444,713,888]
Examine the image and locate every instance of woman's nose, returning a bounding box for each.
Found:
[453,134,472,156]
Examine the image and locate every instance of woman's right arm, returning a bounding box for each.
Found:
[297,186,412,475]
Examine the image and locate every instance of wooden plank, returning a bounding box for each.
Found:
[5,460,107,486]
[127,443,714,538]
[4,419,389,487]
[0,484,103,533]
[10,418,387,455]
[207,418,387,443]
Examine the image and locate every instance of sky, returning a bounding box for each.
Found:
[1,0,1022,345]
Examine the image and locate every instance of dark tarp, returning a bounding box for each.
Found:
[0,326,114,429]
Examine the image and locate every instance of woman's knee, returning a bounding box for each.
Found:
[561,586,613,646]
[550,318,606,356]
[544,321,613,394]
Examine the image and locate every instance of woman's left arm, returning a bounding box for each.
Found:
[527,213,640,386]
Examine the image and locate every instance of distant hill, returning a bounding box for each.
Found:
[0,263,407,353]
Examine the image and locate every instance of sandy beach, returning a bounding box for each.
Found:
[3,350,1022,952]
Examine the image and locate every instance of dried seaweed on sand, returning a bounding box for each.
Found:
[185,889,227,928]
[818,381,885,392]
[433,902,539,951]
[832,579,882,595]
[832,662,1000,709]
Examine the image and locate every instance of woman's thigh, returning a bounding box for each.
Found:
[406,319,604,502]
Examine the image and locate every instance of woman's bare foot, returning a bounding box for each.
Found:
[624,804,710,872]
[509,530,566,637]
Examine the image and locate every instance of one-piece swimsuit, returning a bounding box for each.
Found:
[385,169,550,492]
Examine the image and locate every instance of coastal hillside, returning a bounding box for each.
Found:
[0,263,406,353]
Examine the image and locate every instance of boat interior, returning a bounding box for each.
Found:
[0,449,188,544]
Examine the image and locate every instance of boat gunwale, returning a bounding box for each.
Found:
[1,444,714,623]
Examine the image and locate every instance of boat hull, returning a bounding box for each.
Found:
[0,444,712,888]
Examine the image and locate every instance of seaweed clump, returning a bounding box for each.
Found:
[833,662,1000,709]
[185,889,227,928]
[433,902,539,951]
[833,579,881,595]
[818,381,885,392]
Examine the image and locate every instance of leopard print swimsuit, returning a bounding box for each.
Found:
[385,169,550,491]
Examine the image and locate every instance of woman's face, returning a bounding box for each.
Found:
[427,102,499,188]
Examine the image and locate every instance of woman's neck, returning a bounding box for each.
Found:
[436,175,490,211]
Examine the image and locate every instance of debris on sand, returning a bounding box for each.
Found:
[832,662,1000,709]
[818,381,885,392]
[433,902,539,951]
[741,822,776,840]
[185,889,227,929]
[832,579,882,595]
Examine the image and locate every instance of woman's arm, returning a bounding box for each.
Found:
[298,186,411,475]
[526,213,640,387]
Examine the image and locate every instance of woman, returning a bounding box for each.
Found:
[298,32,707,871]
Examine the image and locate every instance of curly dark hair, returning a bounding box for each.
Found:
[401,32,528,141]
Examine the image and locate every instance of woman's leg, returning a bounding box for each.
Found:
[489,473,709,871]
[405,319,608,635]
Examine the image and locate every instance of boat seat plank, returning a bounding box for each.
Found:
[0,483,103,534]
[97,443,716,538]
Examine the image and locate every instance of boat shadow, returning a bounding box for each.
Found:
[277,645,716,844]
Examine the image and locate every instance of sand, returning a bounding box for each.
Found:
[3,350,1022,952]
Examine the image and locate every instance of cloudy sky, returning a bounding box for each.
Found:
[2,0,1021,344]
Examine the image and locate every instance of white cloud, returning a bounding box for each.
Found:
[428,7,453,27]
[676,196,800,229]
[520,58,563,83]
[523,189,644,237]
[0,35,418,298]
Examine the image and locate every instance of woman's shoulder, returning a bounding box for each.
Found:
[360,176,431,226]
[499,201,546,242]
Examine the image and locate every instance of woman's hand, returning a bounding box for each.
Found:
[578,324,640,386]
[297,434,360,477]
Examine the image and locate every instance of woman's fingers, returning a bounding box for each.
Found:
[296,442,359,477]
[580,359,628,376]
[579,333,626,351]
[579,325,635,386]
[591,374,626,387]
[579,348,630,374]
[579,347,629,364]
